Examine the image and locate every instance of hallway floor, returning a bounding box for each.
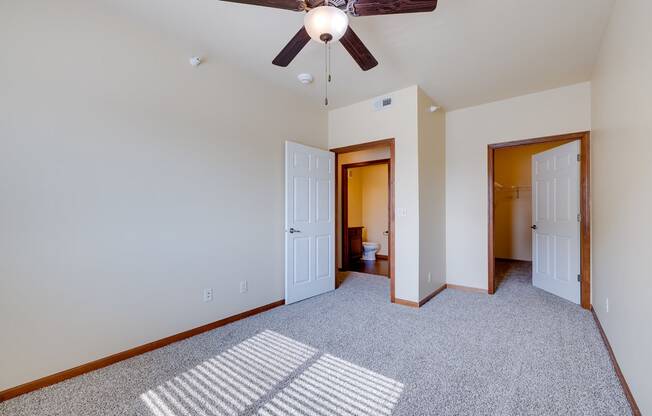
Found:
[495,258,532,291]
[348,258,389,277]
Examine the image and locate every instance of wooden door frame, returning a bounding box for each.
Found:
[488,131,591,309]
[331,138,396,302]
[341,159,391,271]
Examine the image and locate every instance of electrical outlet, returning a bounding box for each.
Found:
[203,288,213,302]
[427,272,432,283]
[606,298,609,313]
[240,280,248,294]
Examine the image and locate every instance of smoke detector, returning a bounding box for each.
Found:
[189,56,202,67]
[297,73,314,85]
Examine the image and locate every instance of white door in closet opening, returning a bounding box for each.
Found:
[285,141,335,304]
[531,140,581,304]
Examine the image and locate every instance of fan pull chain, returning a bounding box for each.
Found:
[328,42,332,84]
[324,41,331,106]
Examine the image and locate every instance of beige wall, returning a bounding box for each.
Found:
[494,142,572,261]
[445,83,591,290]
[591,0,652,412]
[417,89,447,299]
[0,0,327,391]
[330,86,421,301]
[348,165,389,256]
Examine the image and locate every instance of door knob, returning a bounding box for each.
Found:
[531,225,537,230]
[288,228,301,234]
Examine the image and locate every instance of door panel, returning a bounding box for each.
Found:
[293,177,310,223]
[535,179,549,222]
[535,233,550,275]
[292,237,311,284]
[315,235,331,279]
[315,179,331,222]
[555,179,567,221]
[294,152,310,169]
[554,236,571,281]
[532,141,581,304]
[285,142,335,304]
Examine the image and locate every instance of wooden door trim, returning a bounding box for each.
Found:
[330,138,395,154]
[332,139,396,302]
[487,131,591,309]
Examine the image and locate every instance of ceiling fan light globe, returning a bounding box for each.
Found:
[304,6,349,43]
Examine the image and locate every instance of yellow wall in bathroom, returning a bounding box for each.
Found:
[347,164,389,256]
[347,169,363,228]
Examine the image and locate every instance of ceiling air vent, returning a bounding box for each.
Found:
[373,96,393,111]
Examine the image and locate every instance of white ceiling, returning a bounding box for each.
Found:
[106,0,614,109]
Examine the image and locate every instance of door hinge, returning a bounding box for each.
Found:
[577,274,581,282]
[577,213,581,222]
[577,154,581,162]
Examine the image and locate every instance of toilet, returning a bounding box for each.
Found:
[361,242,381,261]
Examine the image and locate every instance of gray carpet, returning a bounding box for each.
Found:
[0,265,631,416]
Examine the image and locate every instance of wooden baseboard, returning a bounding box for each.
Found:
[394,282,485,308]
[393,297,419,308]
[376,254,388,260]
[446,283,487,294]
[0,299,285,403]
[591,306,641,416]
[419,284,447,307]
[495,258,532,263]
[393,284,448,308]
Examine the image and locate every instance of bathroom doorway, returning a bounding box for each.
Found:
[331,138,396,302]
[341,160,390,277]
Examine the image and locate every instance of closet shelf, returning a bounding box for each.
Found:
[495,185,531,199]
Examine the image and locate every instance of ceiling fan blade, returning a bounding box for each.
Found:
[353,0,437,16]
[219,0,303,11]
[305,0,347,7]
[339,27,378,71]
[272,27,311,67]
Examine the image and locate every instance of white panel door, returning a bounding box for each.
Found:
[532,141,581,304]
[285,141,335,304]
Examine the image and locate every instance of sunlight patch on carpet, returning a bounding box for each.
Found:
[258,354,404,416]
[140,331,403,416]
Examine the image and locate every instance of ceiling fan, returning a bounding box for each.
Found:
[220,0,439,71]
[220,0,438,104]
